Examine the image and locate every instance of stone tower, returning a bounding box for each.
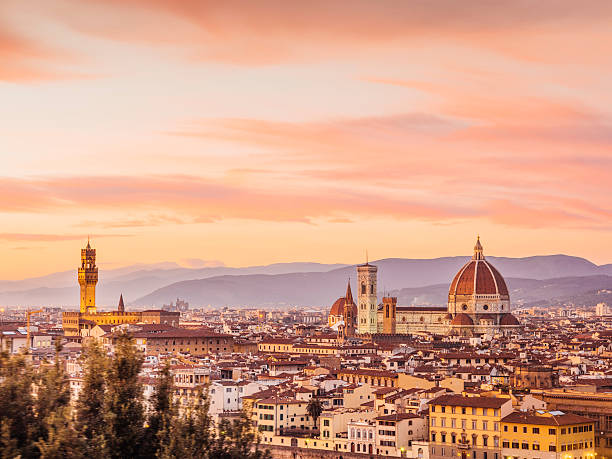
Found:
[357,262,378,335]
[343,280,356,338]
[382,296,397,334]
[78,239,98,313]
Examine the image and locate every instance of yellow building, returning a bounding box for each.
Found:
[501,411,595,459]
[63,242,179,336]
[428,394,513,459]
[252,396,314,439]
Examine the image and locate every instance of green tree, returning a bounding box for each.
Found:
[306,397,323,429]
[157,388,213,459]
[103,333,145,459]
[75,340,108,458]
[210,413,271,459]
[0,351,37,457]
[35,339,71,443]
[35,407,85,459]
[143,362,175,457]
[0,419,20,459]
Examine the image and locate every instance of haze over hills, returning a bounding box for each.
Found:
[1,255,610,308]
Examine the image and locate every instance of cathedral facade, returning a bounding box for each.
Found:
[329,238,521,338]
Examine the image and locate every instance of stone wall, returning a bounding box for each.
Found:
[264,444,384,459]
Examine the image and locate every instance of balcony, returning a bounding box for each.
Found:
[457,438,470,450]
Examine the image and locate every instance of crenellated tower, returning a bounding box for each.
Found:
[78,239,98,313]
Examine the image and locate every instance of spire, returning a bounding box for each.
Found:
[118,293,125,312]
[86,235,91,250]
[345,278,353,304]
[473,236,484,260]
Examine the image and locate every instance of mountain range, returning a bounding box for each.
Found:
[1,255,611,309]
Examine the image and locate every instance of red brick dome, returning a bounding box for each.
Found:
[449,238,509,298]
[330,297,347,316]
[450,313,474,326]
[500,313,520,326]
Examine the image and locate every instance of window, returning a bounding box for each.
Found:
[533,443,540,451]
[323,420,329,426]
[549,428,555,435]
[513,426,518,433]
[483,437,488,447]
[431,418,436,427]
[483,421,488,431]
[523,427,527,433]
[549,445,556,452]
[521,443,529,450]
[472,420,477,429]
[511,442,519,449]
[503,425,508,432]
[502,442,510,449]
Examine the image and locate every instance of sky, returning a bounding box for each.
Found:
[1,0,612,279]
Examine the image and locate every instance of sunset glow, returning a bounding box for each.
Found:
[1,0,611,279]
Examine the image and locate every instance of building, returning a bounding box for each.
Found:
[329,238,523,337]
[501,411,595,459]
[78,238,98,314]
[134,328,234,356]
[357,261,379,335]
[428,394,513,459]
[328,280,357,341]
[62,242,180,336]
[534,389,612,458]
[595,303,611,316]
[511,364,559,390]
[375,413,428,456]
[253,396,315,438]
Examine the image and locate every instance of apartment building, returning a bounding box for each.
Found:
[501,411,595,459]
[428,395,513,459]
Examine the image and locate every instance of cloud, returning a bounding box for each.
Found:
[8,0,610,67]
[0,233,132,242]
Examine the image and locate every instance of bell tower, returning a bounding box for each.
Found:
[357,261,378,335]
[78,239,98,313]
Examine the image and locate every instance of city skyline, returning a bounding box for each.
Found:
[2,1,612,279]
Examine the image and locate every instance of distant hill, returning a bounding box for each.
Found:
[393,275,612,308]
[133,272,612,309]
[1,255,611,308]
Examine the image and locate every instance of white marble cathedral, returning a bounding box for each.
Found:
[329,238,521,337]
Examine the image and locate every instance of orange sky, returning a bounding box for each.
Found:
[1,0,611,279]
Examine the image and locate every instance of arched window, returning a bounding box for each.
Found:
[386,305,389,318]
[361,283,366,294]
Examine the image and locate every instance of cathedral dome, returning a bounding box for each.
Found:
[449,237,509,299]
[500,313,520,326]
[330,297,347,316]
[450,313,474,326]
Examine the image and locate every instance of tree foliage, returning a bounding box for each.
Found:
[0,334,269,459]
[306,397,323,427]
